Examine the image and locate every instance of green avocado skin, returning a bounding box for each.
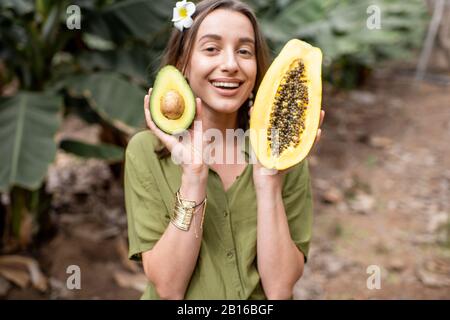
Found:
[150,65,196,135]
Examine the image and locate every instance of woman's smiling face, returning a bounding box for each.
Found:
[186,9,257,115]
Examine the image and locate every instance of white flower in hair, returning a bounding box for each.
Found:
[172,0,196,32]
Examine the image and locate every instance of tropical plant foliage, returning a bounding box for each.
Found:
[0,0,174,250]
[248,0,428,87]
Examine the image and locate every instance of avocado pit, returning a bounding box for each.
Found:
[160,90,185,120]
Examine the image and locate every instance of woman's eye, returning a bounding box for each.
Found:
[205,47,217,52]
[239,49,252,56]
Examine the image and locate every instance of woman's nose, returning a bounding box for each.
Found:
[220,49,239,73]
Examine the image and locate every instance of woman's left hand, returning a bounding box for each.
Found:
[249,108,325,191]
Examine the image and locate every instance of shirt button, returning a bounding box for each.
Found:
[223,210,229,217]
[227,251,234,259]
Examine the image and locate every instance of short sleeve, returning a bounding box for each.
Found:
[124,133,170,261]
[282,159,314,263]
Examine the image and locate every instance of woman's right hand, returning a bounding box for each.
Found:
[144,88,209,178]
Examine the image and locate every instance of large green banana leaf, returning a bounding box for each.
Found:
[0,92,62,192]
[84,0,173,44]
[63,72,146,134]
[59,139,124,163]
[258,0,426,64]
[78,47,155,85]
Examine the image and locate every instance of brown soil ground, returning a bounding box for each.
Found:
[3,68,450,300]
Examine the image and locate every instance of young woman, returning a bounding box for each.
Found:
[125,0,324,300]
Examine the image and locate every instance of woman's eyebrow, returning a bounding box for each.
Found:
[238,37,255,45]
[198,34,222,42]
[198,34,255,45]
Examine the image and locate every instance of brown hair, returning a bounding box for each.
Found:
[156,0,271,157]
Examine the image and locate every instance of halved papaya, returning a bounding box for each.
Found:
[250,39,322,170]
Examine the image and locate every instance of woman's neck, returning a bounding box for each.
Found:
[201,104,238,135]
[200,103,244,164]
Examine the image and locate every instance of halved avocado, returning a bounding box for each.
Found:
[150,65,196,134]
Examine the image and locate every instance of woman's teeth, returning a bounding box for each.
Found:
[211,81,240,89]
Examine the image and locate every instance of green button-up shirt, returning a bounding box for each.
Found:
[124,130,313,300]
